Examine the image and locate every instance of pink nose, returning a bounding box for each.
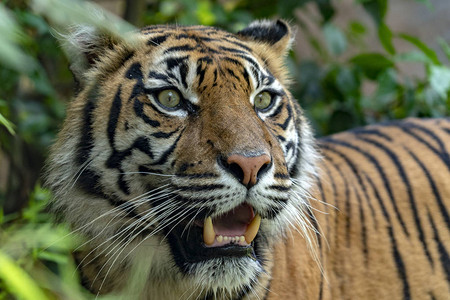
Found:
[226,154,271,188]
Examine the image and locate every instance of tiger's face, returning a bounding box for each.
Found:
[47,20,318,297]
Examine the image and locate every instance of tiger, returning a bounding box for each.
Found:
[45,19,450,299]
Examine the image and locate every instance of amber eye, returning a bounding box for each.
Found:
[254,91,273,111]
[157,89,181,109]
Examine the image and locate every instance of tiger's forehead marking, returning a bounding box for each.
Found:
[141,27,282,106]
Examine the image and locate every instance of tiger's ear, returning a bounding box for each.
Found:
[60,25,119,85]
[237,20,294,56]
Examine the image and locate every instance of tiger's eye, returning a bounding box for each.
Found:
[254,91,273,111]
[157,89,181,108]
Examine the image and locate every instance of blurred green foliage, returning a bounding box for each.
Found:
[0,0,449,298]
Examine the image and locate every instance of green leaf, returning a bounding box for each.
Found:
[397,33,441,65]
[323,23,347,56]
[394,50,432,64]
[350,53,394,80]
[438,38,450,62]
[316,0,335,23]
[0,251,48,300]
[414,0,433,9]
[378,22,395,55]
[361,0,388,25]
[196,1,216,25]
[349,21,366,35]
[429,65,450,98]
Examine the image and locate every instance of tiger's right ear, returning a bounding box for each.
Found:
[60,25,119,85]
[237,20,295,57]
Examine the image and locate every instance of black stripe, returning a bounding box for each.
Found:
[126,63,145,105]
[320,139,410,237]
[242,68,251,89]
[236,55,261,73]
[351,128,393,141]
[314,175,327,247]
[149,132,183,166]
[388,225,411,300]
[76,86,99,165]
[125,63,143,81]
[406,148,450,232]
[223,37,253,52]
[151,128,179,139]
[175,195,220,203]
[219,46,247,55]
[265,195,289,203]
[76,168,102,197]
[322,151,353,249]
[164,45,194,53]
[363,171,391,223]
[179,61,188,89]
[175,173,218,179]
[397,122,450,172]
[164,56,189,70]
[427,211,450,284]
[226,68,240,81]
[276,134,286,142]
[134,99,160,127]
[138,165,163,175]
[147,34,168,46]
[267,102,284,119]
[148,71,169,81]
[274,172,289,179]
[196,61,207,88]
[358,136,432,264]
[173,184,225,192]
[276,104,292,130]
[268,185,290,191]
[107,86,123,147]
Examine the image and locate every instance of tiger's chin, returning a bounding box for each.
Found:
[161,203,268,296]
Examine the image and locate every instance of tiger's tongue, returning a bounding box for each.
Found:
[213,204,254,236]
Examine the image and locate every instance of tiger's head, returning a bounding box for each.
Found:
[46,20,318,298]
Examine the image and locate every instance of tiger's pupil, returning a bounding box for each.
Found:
[158,89,180,108]
[255,91,272,110]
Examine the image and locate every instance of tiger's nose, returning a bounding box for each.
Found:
[224,154,271,188]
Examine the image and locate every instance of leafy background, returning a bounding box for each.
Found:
[0,0,449,298]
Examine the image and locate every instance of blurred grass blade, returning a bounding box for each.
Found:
[398,33,441,65]
[31,0,136,44]
[438,38,450,62]
[0,112,16,135]
[0,4,37,73]
[0,251,48,300]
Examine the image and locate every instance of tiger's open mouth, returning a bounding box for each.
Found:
[166,203,261,267]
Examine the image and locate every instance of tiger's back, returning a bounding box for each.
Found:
[269,118,450,299]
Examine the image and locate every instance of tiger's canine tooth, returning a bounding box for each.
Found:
[203,216,215,245]
[244,214,261,244]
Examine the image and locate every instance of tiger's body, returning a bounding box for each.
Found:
[269,118,450,299]
[46,20,450,299]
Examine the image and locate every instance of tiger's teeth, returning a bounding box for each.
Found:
[244,214,261,244]
[203,216,215,245]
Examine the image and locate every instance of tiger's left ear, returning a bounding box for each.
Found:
[237,20,294,56]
